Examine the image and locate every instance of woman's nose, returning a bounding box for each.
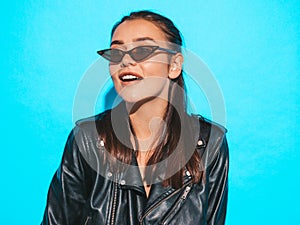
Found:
[121,53,137,67]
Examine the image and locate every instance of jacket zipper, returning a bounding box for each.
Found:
[139,180,193,225]
[160,182,193,225]
[84,216,91,225]
[110,175,118,225]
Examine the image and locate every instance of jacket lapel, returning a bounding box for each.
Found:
[118,152,146,196]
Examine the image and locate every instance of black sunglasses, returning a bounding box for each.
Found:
[97,45,177,63]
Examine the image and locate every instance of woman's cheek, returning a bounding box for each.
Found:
[109,64,119,77]
[141,62,169,78]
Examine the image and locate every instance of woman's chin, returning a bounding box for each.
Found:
[118,77,169,104]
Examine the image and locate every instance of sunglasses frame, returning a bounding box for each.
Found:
[97,45,177,63]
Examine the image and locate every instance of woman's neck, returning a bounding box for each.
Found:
[128,97,168,141]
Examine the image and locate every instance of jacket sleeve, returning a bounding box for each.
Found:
[41,126,90,225]
[206,134,229,225]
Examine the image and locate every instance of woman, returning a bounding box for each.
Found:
[41,10,229,225]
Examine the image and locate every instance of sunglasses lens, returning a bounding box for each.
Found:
[109,49,125,62]
[99,49,124,63]
[131,46,157,61]
[98,46,159,63]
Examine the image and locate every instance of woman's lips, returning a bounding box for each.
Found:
[119,72,143,84]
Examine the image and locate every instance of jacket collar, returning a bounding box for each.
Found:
[118,152,146,196]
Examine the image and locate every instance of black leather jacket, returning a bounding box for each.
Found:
[41,110,229,225]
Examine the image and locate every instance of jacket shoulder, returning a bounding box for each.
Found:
[190,114,227,151]
[191,115,229,172]
[197,115,226,134]
[69,110,112,143]
[191,114,227,135]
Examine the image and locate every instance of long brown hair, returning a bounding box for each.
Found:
[99,10,202,189]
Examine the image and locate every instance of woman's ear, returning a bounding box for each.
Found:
[168,53,184,79]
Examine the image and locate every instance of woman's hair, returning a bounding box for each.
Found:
[99,10,202,189]
[111,10,183,50]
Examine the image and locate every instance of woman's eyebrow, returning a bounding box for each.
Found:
[110,40,124,46]
[133,37,156,42]
[110,37,156,46]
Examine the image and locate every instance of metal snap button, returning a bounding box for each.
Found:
[186,170,191,177]
[120,180,126,185]
[197,140,203,146]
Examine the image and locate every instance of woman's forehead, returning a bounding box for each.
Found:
[111,19,168,44]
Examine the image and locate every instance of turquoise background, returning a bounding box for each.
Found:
[1,0,299,224]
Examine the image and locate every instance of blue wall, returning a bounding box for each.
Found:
[1,0,299,224]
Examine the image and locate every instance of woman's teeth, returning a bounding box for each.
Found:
[120,74,142,81]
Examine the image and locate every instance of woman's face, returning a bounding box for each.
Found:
[109,19,180,103]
